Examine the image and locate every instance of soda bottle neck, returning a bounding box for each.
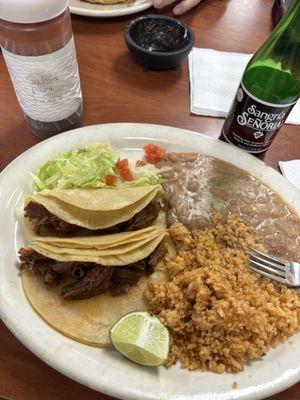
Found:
[242,0,300,104]
[221,0,300,154]
[275,0,300,33]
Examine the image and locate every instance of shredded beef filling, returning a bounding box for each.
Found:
[19,242,166,300]
[61,266,114,300]
[24,200,161,236]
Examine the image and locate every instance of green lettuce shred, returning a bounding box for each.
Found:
[32,142,163,192]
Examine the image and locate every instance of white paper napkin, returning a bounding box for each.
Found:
[279,160,300,190]
[189,48,300,125]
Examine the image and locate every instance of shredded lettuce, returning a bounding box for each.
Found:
[32,142,163,192]
[130,164,164,187]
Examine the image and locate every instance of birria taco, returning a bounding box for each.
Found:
[19,226,174,346]
[24,185,162,236]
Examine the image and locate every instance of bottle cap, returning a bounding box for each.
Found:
[0,0,68,24]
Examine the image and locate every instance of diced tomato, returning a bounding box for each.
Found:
[116,158,129,170]
[105,174,117,186]
[115,158,134,181]
[120,168,134,181]
[135,160,146,167]
[145,153,158,164]
[143,144,166,164]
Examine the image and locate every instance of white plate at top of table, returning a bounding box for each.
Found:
[69,0,153,18]
[0,123,300,400]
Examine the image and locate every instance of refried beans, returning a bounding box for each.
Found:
[158,153,300,262]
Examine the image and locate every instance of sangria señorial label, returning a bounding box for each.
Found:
[222,83,297,153]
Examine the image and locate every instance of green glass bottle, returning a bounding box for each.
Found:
[221,0,300,154]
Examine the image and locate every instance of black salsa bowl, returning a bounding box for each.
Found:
[124,15,195,70]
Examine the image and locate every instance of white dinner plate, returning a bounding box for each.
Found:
[69,0,152,18]
[0,123,300,400]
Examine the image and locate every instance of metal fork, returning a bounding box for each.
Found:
[248,248,300,287]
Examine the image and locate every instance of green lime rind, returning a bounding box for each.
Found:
[109,311,170,367]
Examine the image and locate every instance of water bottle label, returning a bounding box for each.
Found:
[2,37,82,123]
[222,82,297,153]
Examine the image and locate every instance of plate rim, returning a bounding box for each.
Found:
[1,122,300,400]
[69,0,153,18]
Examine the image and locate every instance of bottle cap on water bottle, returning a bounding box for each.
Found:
[0,0,68,24]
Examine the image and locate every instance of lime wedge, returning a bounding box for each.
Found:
[109,311,170,367]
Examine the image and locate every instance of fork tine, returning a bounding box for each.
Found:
[248,250,286,272]
[249,259,285,277]
[250,248,286,266]
[249,265,288,285]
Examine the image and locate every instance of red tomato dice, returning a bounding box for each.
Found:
[143,144,166,164]
[105,174,117,186]
[115,158,134,181]
[135,160,146,167]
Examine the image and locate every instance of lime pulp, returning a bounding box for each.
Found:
[109,311,170,367]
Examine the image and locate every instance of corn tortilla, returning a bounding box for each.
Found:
[21,236,175,347]
[25,185,162,231]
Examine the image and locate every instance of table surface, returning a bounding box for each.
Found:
[0,0,299,399]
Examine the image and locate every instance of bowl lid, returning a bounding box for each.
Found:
[0,0,68,23]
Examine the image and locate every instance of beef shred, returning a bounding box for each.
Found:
[61,266,114,300]
[24,200,161,236]
[19,242,166,300]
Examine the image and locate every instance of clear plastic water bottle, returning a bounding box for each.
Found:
[0,0,83,139]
